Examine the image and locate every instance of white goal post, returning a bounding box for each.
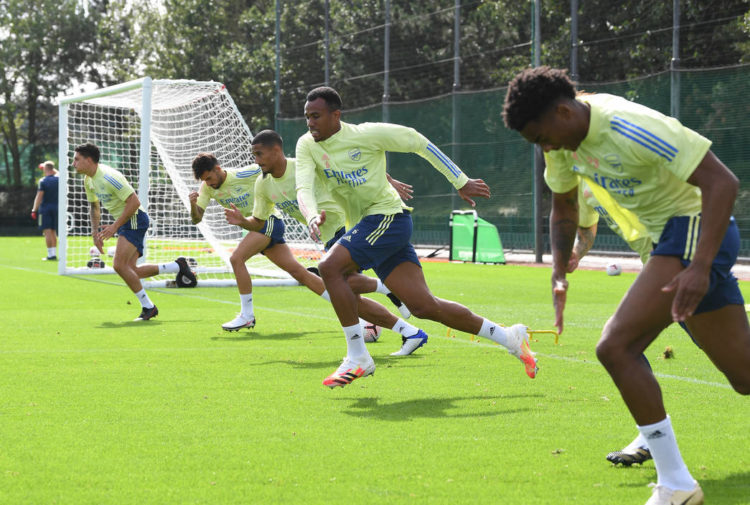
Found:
[57,77,322,287]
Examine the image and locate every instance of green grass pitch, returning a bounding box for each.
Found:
[1,236,749,504]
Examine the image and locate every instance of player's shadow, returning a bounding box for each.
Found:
[246,358,355,371]
[98,320,164,328]
[332,394,540,421]
[211,330,330,342]
[616,470,750,504]
[699,471,750,503]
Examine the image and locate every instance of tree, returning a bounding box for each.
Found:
[0,0,95,186]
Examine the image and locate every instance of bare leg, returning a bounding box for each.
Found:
[43,229,57,249]
[230,232,272,295]
[263,243,325,295]
[595,256,680,424]
[346,273,378,294]
[383,261,484,333]
[685,304,750,394]
[264,245,399,329]
[593,255,750,494]
[317,244,361,328]
[112,236,144,293]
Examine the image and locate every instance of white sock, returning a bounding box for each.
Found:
[477,319,509,347]
[48,247,56,257]
[624,432,649,452]
[391,318,419,337]
[320,290,331,302]
[240,293,254,318]
[344,323,369,359]
[135,288,154,309]
[375,278,391,295]
[158,261,180,274]
[637,415,695,490]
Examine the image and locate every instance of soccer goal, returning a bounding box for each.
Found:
[57,77,322,287]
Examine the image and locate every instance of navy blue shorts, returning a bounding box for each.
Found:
[259,215,286,254]
[652,215,744,314]
[325,227,346,251]
[38,208,58,232]
[337,211,421,281]
[118,209,150,257]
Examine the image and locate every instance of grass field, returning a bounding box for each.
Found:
[1,236,749,504]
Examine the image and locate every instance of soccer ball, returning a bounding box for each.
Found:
[87,257,105,268]
[89,245,101,257]
[107,246,117,257]
[363,321,381,343]
[606,263,622,276]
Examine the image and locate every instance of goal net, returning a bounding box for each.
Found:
[57,77,322,287]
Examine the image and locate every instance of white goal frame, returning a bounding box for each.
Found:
[57,77,321,287]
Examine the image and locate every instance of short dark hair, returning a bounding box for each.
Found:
[306,86,342,111]
[502,66,577,131]
[74,143,100,163]
[252,130,283,148]
[192,152,219,180]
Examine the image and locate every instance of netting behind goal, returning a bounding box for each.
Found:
[58,78,322,287]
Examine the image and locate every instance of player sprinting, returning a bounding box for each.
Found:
[31,161,59,261]
[503,66,750,505]
[190,143,416,347]
[72,142,196,321]
[295,86,537,388]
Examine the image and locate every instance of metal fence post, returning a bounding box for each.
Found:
[671,0,681,119]
[274,0,281,131]
[382,0,391,123]
[532,0,544,263]
[451,0,461,211]
[570,0,579,81]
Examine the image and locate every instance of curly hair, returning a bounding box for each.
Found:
[502,66,577,131]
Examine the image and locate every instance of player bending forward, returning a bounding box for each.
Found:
[190,140,419,354]
[73,143,196,321]
[504,66,750,505]
[296,86,537,388]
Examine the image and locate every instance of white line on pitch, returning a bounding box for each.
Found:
[2,263,732,390]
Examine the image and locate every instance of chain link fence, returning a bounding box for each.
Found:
[274,1,750,254]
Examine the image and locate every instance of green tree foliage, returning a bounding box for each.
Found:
[108,0,279,131]
[3,0,749,187]
[0,0,95,186]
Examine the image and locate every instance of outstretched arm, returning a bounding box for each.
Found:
[550,187,579,333]
[662,150,738,321]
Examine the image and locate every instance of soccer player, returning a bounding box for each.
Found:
[295,86,537,388]
[190,144,416,343]
[31,161,59,260]
[503,66,750,505]
[73,143,196,321]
